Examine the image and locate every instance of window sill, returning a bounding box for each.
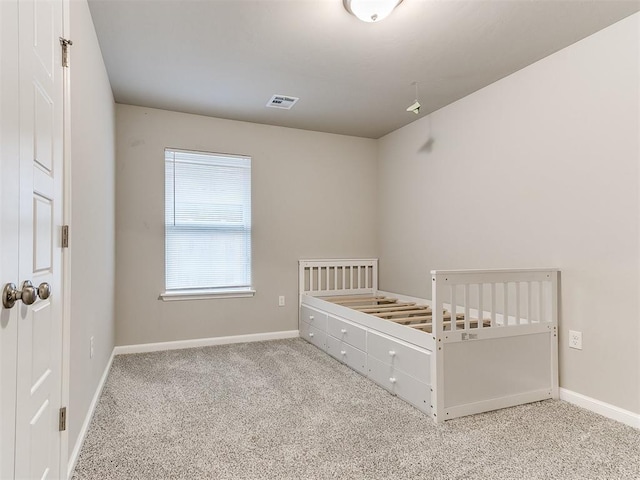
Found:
[159,288,256,302]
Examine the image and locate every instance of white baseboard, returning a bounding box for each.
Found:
[560,388,640,429]
[67,349,115,479]
[113,330,300,355]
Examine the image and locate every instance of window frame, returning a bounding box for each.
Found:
[160,148,254,301]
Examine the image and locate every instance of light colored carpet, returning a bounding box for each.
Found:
[72,338,639,479]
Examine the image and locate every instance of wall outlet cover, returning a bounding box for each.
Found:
[569,330,582,350]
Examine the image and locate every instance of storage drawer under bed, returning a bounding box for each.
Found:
[327,315,367,351]
[326,335,367,375]
[300,304,328,332]
[367,331,432,384]
[299,319,326,351]
[367,356,431,415]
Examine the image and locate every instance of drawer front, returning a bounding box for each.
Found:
[367,331,431,384]
[326,335,367,375]
[300,305,328,331]
[367,356,431,414]
[327,315,367,351]
[299,319,326,351]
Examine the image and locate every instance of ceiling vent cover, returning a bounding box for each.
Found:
[266,94,299,110]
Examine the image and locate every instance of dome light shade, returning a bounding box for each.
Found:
[343,0,403,23]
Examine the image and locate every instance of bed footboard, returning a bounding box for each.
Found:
[431,268,559,422]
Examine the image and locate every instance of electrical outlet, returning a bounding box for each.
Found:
[90,336,95,358]
[278,295,285,307]
[569,330,582,350]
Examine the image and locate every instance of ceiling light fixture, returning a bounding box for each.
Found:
[343,0,403,23]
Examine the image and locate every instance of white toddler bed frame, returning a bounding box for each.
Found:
[299,259,559,423]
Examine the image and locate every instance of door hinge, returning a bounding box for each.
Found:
[61,225,69,248]
[59,407,67,431]
[59,38,72,68]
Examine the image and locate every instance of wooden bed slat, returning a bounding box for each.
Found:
[354,303,423,313]
[330,297,388,304]
[408,318,492,330]
[388,315,435,323]
[331,298,398,306]
[322,295,386,302]
[388,312,467,324]
[373,308,433,318]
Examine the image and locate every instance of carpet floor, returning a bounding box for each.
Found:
[71,338,639,479]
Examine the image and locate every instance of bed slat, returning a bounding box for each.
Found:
[372,309,433,318]
[332,297,397,306]
[354,304,421,313]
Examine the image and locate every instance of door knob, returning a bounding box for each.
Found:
[2,281,37,309]
[37,282,51,300]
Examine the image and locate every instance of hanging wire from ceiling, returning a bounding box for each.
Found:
[406,81,421,114]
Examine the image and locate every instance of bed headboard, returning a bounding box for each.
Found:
[299,259,378,297]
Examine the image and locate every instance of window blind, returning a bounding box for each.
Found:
[165,149,251,292]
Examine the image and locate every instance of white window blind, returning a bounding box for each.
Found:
[165,149,251,293]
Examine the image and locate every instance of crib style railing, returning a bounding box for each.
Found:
[431,268,559,340]
[299,259,378,297]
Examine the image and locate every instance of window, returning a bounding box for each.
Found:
[162,148,253,300]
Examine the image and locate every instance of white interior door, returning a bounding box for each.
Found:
[1,0,65,477]
[0,0,21,477]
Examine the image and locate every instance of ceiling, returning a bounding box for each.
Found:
[87,0,639,139]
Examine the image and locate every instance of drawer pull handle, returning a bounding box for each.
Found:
[340,328,347,334]
[340,350,346,355]
[389,350,396,357]
[389,377,397,384]
[309,332,314,338]
[309,315,314,320]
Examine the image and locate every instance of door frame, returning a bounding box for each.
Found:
[61,0,71,476]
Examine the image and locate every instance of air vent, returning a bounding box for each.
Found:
[266,94,299,110]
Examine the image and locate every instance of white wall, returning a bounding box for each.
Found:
[68,0,116,455]
[377,14,639,414]
[115,105,377,346]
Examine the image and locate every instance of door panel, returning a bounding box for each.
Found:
[34,84,55,173]
[31,302,53,385]
[13,0,64,477]
[34,195,54,272]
